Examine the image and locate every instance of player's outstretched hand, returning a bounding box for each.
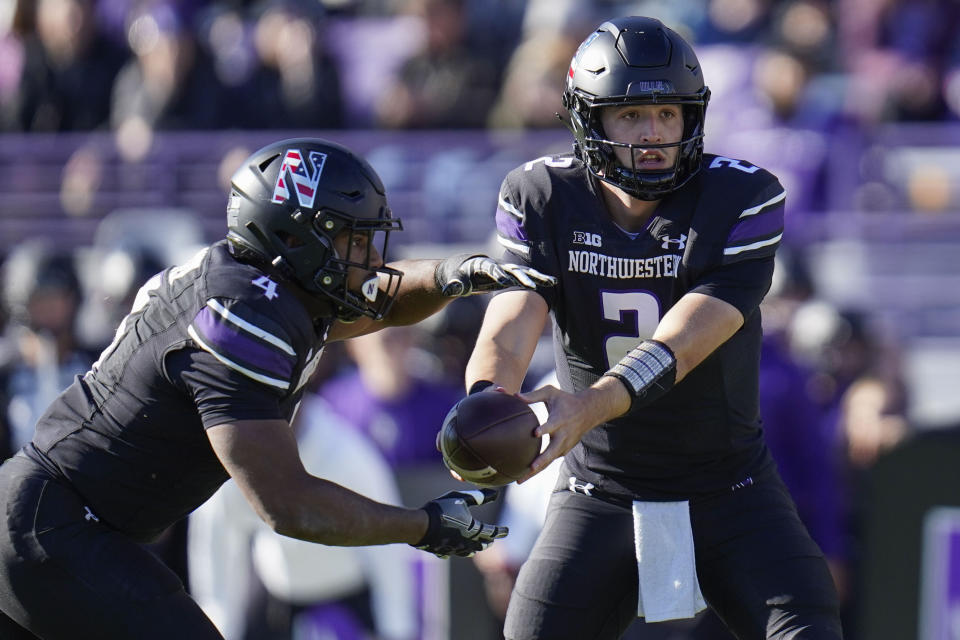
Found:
[436,254,556,297]
[412,489,508,559]
[514,384,600,484]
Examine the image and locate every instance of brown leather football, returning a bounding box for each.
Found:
[439,391,542,488]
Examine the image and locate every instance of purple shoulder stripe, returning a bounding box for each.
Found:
[496,206,528,243]
[726,206,784,246]
[191,306,294,381]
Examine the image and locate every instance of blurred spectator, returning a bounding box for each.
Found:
[0,2,28,126]
[789,303,878,410]
[0,241,93,459]
[323,13,425,127]
[110,3,224,134]
[1,0,959,136]
[751,46,845,130]
[423,295,489,382]
[320,324,463,468]
[4,0,128,131]
[518,0,613,41]
[189,395,418,640]
[769,0,836,72]
[58,144,105,217]
[374,0,500,129]
[946,35,960,120]
[194,5,258,119]
[838,374,909,473]
[75,206,205,351]
[487,30,578,130]
[75,244,166,353]
[459,0,527,73]
[216,1,345,129]
[759,331,847,590]
[697,0,770,44]
[837,0,960,124]
[833,372,910,639]
[317,318,502,639]
[759,254,839,549]
[782,291,908,637]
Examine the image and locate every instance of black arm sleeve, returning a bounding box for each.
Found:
[690,256,775,320]
[166,348,285,429]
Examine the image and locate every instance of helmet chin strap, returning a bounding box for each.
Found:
[334,304,362,323]
[600,143,683,200]
[615,165,677,188]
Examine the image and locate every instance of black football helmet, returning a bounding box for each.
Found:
[226,138,403,321]
[562,16,710,200]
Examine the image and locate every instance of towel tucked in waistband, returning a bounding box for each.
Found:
[632,500,707,622]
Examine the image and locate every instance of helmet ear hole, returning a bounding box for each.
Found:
[275,230,304,249]
[258,153,281,173]
[315,232,334,260]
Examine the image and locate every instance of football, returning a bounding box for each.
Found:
[439,391,542,488]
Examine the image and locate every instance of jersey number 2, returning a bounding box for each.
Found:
[708,156,759,173]
[601,291,660,368]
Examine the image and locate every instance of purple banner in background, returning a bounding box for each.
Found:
[919,507,960,640]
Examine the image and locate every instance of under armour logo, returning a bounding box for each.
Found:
[660,234,687,251]
[84,506,100,522]
[568,476,594,497]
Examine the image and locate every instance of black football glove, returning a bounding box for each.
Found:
[435,253,556,297]
[412,489,508,559]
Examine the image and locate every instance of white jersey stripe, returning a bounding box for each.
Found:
[739,190,786,218]
[724,233,783,256]
[206,299,296,356]
[497,235,531,257]
[188,326,290,390]
[498,196,523,220]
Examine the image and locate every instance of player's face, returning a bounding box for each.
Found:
[334,229,383,296]
[599,104,684,171]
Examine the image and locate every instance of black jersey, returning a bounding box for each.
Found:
[495,153,786,499]
[23,241,329,541]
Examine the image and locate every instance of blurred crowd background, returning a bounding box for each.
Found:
[2,0,960,639]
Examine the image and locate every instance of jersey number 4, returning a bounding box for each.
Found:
[601,291,660,368]
[251,276,279,300]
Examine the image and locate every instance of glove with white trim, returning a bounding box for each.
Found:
[412,489,508,559]
[435,254,556,297]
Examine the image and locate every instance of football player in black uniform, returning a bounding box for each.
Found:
[0,138,556,639]
[464,17,843,640]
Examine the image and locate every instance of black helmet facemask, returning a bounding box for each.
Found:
[305,207,403,323]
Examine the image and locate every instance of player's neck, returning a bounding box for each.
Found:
[599,181,660,233]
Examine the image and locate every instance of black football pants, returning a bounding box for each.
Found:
[504,467,843,640]
[0,455,223,640]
